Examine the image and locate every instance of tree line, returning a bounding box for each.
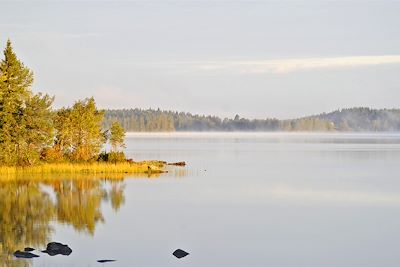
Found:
[104,107,400,132]
[0,40,126,166]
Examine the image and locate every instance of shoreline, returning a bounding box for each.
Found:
[125,131,400,138]
[0,161,166,176]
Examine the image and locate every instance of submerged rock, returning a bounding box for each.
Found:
[173,249,189,259]
[14,250,39,258]
[97,259,117,263]
[24,247,35,252]
[42,242,72,256]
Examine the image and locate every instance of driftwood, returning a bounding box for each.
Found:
[97,259,117,263]
[167,161,186,166]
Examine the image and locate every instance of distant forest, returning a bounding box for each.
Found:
[103,107,400,132]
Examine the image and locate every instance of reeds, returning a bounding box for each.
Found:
[0,161,165,175]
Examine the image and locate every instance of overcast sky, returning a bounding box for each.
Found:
[1,0,399,119]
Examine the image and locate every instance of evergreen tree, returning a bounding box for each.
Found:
[53,107,74,159]
[0,40,34,164]
[72,98,105,161]
[20,93,54,165]
[0,40,54,165]
[109,121,125,152]
[56,98,105,161]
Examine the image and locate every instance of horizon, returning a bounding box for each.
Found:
[1,0,400,119]
[104,105,400,121]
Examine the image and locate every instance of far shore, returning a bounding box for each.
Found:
[125,131,400,137]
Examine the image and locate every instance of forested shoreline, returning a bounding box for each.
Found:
[0,41,127,167]
[2,38,399,168]
[104,107,400,132]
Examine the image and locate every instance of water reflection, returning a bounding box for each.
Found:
[0,180,54,266]
[54,179,107,235]
[0,174,158,266]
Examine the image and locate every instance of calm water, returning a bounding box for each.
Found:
[2,133,400,267]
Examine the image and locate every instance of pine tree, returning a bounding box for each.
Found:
[109,121,125,152]
[54,107,74,158]
[0,40,34,165]
[20,93,54,165]
[55,98,105,162]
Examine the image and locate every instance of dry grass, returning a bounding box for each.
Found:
[0,161,166,176]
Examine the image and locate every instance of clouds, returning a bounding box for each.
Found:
[180,55,400,74]
[1,1,400,118]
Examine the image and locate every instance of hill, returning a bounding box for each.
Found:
[103,107,400,132]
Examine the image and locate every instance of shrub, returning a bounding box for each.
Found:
[108,152,126,163]
[41,147,64,163]
[98,151,126,164]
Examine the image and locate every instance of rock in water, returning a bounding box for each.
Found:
[42,242,72,256]
[168,161,186,166]
[173,249,189,259]
[24,247,35,252]
[14,250,39,258]
[97,259,117,263]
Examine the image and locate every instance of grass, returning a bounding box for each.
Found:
[0,161,166,176]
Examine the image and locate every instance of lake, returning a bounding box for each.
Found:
[2,133,400,267]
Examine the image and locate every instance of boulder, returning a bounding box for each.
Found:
[14,250,39,258]
[173,249,189,259]
[42,242,72,256]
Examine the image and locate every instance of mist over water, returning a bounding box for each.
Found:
[2,133,400,267]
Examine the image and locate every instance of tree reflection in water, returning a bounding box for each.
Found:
[0,174,132,266]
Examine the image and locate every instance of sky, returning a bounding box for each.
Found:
[1,0,399,119]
